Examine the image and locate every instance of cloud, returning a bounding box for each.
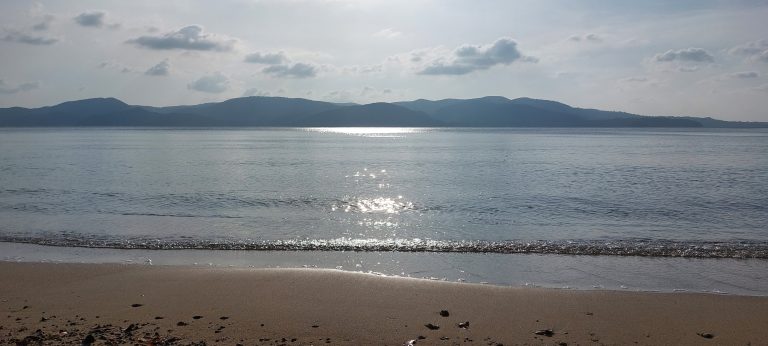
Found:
[417,37,534,75]
[242,88,271,97]
[373,28,402,39]
[244,52,287,64]
[32,21,50,31]
[342,64,383,75]
[323,90,354,103]
[262,63,317,78]
[28,2,46,16]
[32,14,55,31]
[73,11,120,30]
[568,33,602,42]
[0,80,39,94]
[245,51,319,78]
[419,64,475,75]
[359,86,393,98]
[621,76,648,83]
[97,61,135,74]
[730,40,768,62]
[73,11,106,27]
[145,59,170,76]
[127,25,235,51]
[188,73,229,93]
[654,48,714,63]
[2,29,57,45]
[729,71,759,79]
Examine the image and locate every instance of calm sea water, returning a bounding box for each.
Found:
[1,127,767,293]
[1,127,768,253]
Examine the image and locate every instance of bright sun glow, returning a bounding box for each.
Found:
[332,196,414,214]
[305,127,427,137]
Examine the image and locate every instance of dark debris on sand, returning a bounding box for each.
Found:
[2,322,197,346]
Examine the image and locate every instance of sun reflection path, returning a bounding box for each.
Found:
[306,127,427,138]
[333,166,414,215]
[332,196,414,214]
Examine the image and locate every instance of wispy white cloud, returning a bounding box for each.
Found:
[2,28,57,45]
[0,80,39,94]
[417,37,536,75]
[568,33,602,43]
[128,25,236,51]
[188,73,229,93]
[73,10,120,29]
[244,52,288,64]
[728,71,759,79]
[729,40,768,62]
[145,59,170,76]
[373,28,402,39]
[655,48,714,63]
[262,63,317,78]
[242,88,271,97]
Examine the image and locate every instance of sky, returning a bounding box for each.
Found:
[1,0,768,121]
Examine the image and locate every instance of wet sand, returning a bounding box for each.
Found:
[1,262,767,345]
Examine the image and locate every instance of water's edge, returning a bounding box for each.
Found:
[1,237,766,259]
[2,242,766,296]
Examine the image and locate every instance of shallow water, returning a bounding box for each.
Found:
[0,127,767,293]
[2,242,766,296]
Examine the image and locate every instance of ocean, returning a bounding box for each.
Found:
[1,127,766,294]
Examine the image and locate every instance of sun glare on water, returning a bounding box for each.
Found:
[306,127,426,137]
[332,196,413,214]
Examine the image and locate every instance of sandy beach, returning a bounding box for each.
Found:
[1,262,767,345]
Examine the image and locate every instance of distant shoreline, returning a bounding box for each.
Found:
[3,96,767,127]
[1,262,767,345]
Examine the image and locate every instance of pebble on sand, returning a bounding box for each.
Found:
[82,334,95,345]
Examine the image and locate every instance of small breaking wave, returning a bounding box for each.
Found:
[118,212,243,219]
[0,234,766,259]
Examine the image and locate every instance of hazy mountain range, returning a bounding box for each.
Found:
[0,96,765,128]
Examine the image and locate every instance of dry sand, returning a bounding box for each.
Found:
[1,261,766,345]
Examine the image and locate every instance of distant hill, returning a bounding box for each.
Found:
[146,96,342,126]
[298,103,437,127]
[392,98,465,115]
[0,98,130,126]
[396,96,702,127]
[430,99,581,127]
[1,96,766,128]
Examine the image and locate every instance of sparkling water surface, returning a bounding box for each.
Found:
[1,127,767,293]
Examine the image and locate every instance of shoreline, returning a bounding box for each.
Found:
[2,262,767,345]
[3,241,768,297]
